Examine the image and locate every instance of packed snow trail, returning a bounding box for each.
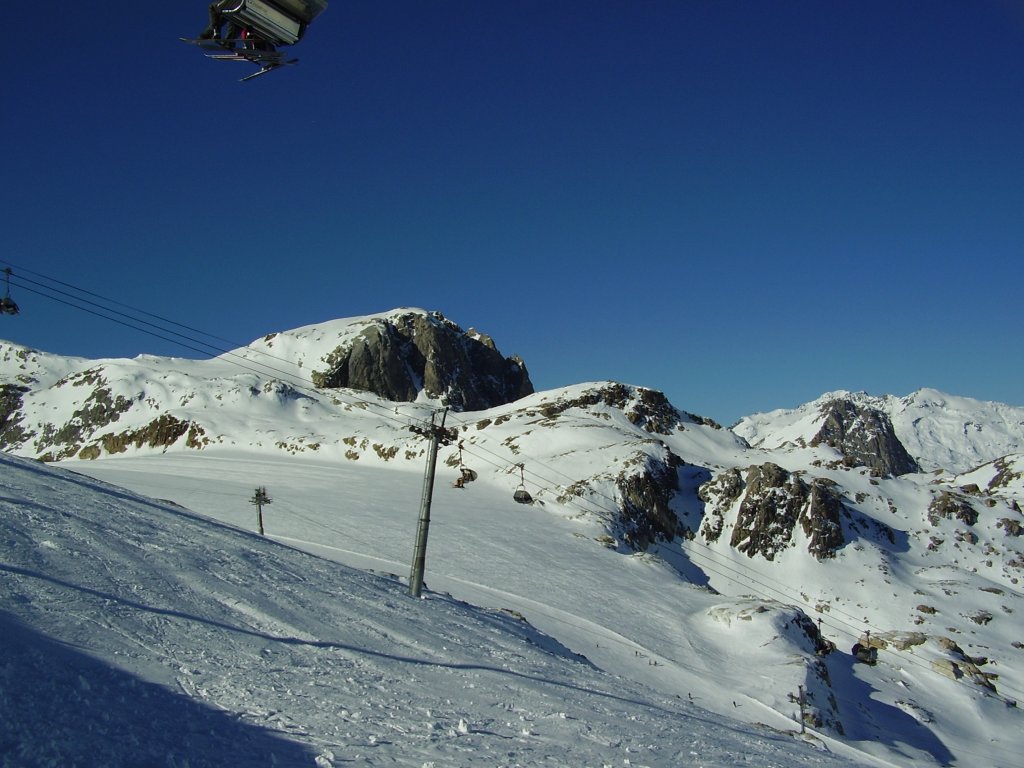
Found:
[0,453,855,767]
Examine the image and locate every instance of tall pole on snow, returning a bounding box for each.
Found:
[408,408,454,598]
[249,486,272,536]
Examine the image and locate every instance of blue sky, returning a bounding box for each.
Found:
[3,1,1022,425]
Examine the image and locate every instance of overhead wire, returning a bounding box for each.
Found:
[1,263,434,433]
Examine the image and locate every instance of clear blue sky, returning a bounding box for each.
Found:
[3,1,1022,425]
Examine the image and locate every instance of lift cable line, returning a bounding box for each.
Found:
[2,268,434,433]
[8,264,1020,705]
[0,260,238,346]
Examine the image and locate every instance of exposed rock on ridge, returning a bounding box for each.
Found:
[310,311,533,411]
[613,449,686,549]
[810,398,919,476]
[700,463,846,561]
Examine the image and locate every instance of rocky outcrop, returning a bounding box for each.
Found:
[801,478,846,560]
[731,463,806,560]
[32,371,135,461]
[810,398,920,476]
[535,383,705,435]
[702,463,846,561]
[0,384,28,447]
[76,416,210,460]
[310,312,532,411]
[613,449,686,549]
[928,491,979,526]
[698,468,744,543]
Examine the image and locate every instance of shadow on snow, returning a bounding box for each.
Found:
[0,609,318,767]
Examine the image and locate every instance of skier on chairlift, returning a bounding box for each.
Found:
[199,1,232,40]
[186,0,328,80]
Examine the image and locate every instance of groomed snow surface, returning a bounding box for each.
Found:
[1,453,852,768]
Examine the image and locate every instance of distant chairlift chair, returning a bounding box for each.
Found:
[452,442,478,489]
[1,268,18,316]
[513,464,533,505]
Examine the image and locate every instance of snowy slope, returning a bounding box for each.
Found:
[0,452,855,767]
[66,440,1024,767]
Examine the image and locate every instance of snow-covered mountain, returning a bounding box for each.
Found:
[734,388,1024,475]
[2,309,1023,767]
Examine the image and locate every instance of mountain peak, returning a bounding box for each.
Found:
[257,309,533,411]
[735,388,1024,474]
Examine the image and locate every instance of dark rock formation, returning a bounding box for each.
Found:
[536,383,704,435]
[810,398,920,476]
[989,456,1023,491]
[701,463,847,561]
[614,449,686,549]
[698,468,744,543]
[311,312,533,411]
[77,416,209,460]
[33,371,135,461]
[0,384,28,447]
[801,478,846,560]
[928,491,979,526]
[731,463,806,560]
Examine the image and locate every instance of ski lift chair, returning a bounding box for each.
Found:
[513,464,533,504]
[1,268,18,316]
[218,0,328,46]
[452,442,478,488]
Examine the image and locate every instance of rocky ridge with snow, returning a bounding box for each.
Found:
[735,388,1024,475]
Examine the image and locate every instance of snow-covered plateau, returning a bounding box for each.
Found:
[2,310,1022,766]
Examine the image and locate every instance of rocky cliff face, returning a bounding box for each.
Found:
[613,448,686,550]
[309,311,533,411]
[700,462,846,561]
[810,398,920,476]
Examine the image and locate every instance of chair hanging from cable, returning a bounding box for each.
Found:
[513,463,533,504]
[452,441,478,488]
[1,268,19,316]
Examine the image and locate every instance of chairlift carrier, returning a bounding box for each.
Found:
[1,268,18,316]
[513,463,533,504]
[452,441,478,488]
[218,0,328,46]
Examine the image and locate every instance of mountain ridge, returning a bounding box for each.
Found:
[3,310,1024,766]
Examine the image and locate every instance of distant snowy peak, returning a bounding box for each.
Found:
[889,388,1024,473]
[735,388,1024,474]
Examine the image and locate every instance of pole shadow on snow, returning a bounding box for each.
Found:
[0,609,318,768]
